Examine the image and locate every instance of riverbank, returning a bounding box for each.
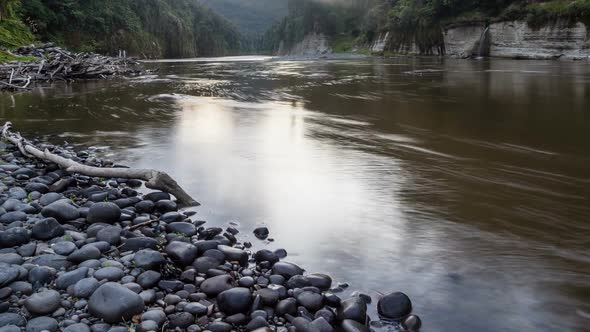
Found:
[277,19,590,61]
[0,127,421,331]
[0,44,144,91]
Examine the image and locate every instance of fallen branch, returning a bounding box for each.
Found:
[1,122,199,207]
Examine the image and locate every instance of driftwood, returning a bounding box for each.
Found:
[0,43,145,91]
[1,122,199,207]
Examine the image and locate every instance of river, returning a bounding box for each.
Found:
[1,56,589,331]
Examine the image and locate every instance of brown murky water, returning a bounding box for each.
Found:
[1,56,589,331]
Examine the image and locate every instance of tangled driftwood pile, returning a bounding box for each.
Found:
[0,43,144,91]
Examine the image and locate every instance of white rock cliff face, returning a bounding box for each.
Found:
[488,21,590,59]
[370,32,390,54]
[443,25,486,58]
[278,32,332,56]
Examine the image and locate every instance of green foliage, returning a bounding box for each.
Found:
[199,0,289,37]
[13,0,244,58]
[0,17,34,48]
[260,0,366,53]
[264,0,590,55]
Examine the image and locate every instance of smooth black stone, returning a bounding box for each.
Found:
[401,314,422,331]
[340,319,369,332]
[199,274,233,297]
[136,270,161,289]
[324,293,341,307]
[119,237,158,253]
[0,313,26,327]
[184,302,207,315]
[307,274,332,291]
[0,288,10,300]
[63,323,90,332]
[0,227,30,248]
[253,227,269,240]
[67,246,101,263]
[257,288,279,306]
[16,242,37,257]
[141,310,166,326]
[157,280,184,292]
[272,262,304,279]
[39,193,63,206]
[0,253,22,265]
[0,264,15,285]
[275,298,297,317]
[160,212,181,223]
[287,275,311,289]
[28,266,55,287]
[337,297,367,323]
[24,183,49,194]
[137,320,158,332]
[88,282,145,323]
[26,316,58,332]
[133,249,165,270]
[168,312,194,329]
[88,192,109,202]
[165,241,198,266]
[96,226,121,245]
[143,192,170,202]
[155,200,176,213]
[72,278,99,298]
[291,317,312,332]
[94,267,124,281]
[207,321,232,332]
[48,178,73,193]
[32,218,64,240]
[192,256,222,274]
[24,290,61,315]
[238,276,255,288]
[51,241,75,256]
[87,202,121,224]
[40,200,79,222]
[246,316,269,331]
[315,308,336,324]
[194,240,219,252]
[254,249,279,265]
[377,292,412,320]
[198,227,223,240]
[274,249,287,258]
[7,281,31,295]
[310,317,333,332]
[56,267,89,290]
[297,291,324,313]
[83,241,111,253]
[134,201,154,214]
[31,254,72,270]
[0,211,27,224]
[269,275,285,285]
[217,245,248,266]
[167,222,197,236]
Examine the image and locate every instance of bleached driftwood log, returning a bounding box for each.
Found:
[1,122,199,207]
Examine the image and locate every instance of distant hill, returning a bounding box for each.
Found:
[198,0,289,36]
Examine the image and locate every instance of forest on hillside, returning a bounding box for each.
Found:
[262,0,590,53]
[198,0,288,37]
[0,0,244,58]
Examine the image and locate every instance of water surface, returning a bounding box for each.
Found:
[1,56,590,331]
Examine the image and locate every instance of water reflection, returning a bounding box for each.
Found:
[1,56,589,331]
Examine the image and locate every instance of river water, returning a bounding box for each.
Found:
[1,56,590,331]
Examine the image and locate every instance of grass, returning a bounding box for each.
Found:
[0,50,38,63]
[331,33,373,55]
[0,19,34,49]
[493,0,590,27]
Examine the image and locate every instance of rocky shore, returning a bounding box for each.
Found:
[0,44,144,91]
[0,138,421,332]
